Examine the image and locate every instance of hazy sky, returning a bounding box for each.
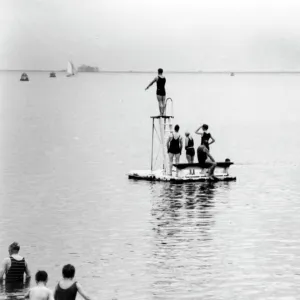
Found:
[1,0,300,70]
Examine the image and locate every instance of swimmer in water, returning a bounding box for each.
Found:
[54,264,93,300]
[0,242,31,282]
[25,271,54,300]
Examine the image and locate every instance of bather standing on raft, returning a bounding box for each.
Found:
[185,131,195,175]
[167,124,182,176]
[145,68,166,116]
[195,124,215,151]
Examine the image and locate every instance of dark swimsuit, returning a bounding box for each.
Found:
[156,76,166,96]
[201,132,211,150]
[185,137,195,157]
[54,282,78,300]
[5,257,26,283]
[197,146,208,164]
[168,135,181,154]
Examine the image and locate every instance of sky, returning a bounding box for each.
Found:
[1,0,300,70]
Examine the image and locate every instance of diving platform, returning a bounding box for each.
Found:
[150,115,174,119]
[128,161,236,182]
[127,97,236,183]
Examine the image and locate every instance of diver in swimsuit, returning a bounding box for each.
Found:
[145,68,166,116]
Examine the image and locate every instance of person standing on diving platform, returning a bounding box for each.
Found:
[145,68,166,116]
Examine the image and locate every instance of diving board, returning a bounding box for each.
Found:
[173,161,233,170]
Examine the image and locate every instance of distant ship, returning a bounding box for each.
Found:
[49,72,56,78]
[230,72,235,76]
[20,73,29,81]
[66,61,77,77]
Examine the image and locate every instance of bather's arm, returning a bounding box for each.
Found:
[145,77,157,90]
[195,125,203,135]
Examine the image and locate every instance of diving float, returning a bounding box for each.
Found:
[128,99,236,182]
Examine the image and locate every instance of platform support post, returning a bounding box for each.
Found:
[158,117,168,174]
[151,118,154,172]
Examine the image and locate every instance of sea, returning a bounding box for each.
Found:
[0,71,300,300]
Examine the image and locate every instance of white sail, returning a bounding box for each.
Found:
[66,61,76,76]
[71,62,77,74]
[67,61,72,75]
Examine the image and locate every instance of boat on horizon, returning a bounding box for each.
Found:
[49,72,56,78]
[66,61,77,77]
[20,73,29,81]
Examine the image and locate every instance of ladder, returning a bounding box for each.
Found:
[164,98,174,134]
[162,98,174,174]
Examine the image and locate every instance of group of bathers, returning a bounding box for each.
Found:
[167,127,213,163]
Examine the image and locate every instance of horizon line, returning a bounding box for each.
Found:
[2,69,300,74]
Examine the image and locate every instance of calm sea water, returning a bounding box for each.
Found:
[0,71,300,299]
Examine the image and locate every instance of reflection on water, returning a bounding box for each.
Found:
[0,279,30,300]
[149,182,233,298]
[150,181,219,244]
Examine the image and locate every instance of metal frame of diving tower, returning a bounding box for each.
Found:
[150,98,174,174]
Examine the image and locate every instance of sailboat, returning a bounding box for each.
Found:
[66,61,76,77]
